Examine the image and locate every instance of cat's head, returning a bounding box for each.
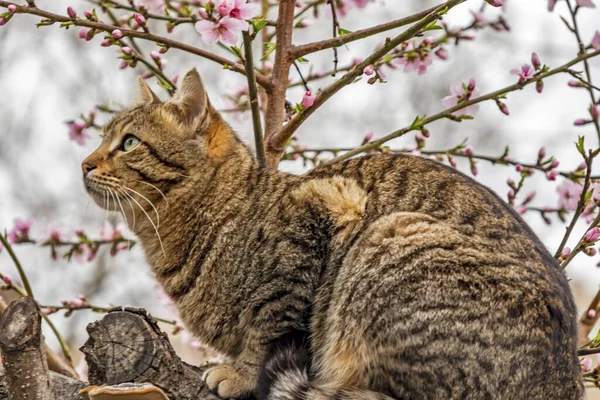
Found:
[81,69,240,213]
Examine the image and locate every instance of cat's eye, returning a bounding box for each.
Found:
[121,135,140,152]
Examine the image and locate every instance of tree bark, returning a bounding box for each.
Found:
[0,297,52,400]
[81,307,225,400]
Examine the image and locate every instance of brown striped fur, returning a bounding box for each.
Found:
[82,69,582,399]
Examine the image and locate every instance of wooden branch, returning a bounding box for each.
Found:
[0,295,78,379]
[264,0,296,169]
[243,30,266,168]
[0,1,271,88]
[0,297,52,400]
[80,307,226,400]
[0,366,86,400]
[292,4,439,58]
[267,0,464,164]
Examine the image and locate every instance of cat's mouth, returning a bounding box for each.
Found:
[83,176,122,211]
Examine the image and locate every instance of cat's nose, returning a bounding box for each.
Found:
[82,154,103,175]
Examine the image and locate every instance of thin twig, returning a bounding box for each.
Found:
[293,61,311,92]
[326,0,339,76]
[242,30,266,168]
[0,235,34,297]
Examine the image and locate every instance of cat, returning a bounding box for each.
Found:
[81,69,583,399]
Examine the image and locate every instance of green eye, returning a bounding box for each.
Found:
[121,135,140,152]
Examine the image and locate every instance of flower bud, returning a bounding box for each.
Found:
[568,80,584,88]
[585,227,600,243]
[588,309,597,319]
[536,80,544,94]
[363,65,374,76]
[67,6,77,19]
[84,10,93,19]
[538,146,546,159]
[8,4,17,13]
[531,52,541,70]
[100,39,111,47]
[463,146,474,156]
[561,247,571,258]
[2,276,11,284]
[574,119,590,126]
[435,48,449,60]
[112,28,124,39]
[134,12,147,27]
[121,46,133,55]
[546,170,558,181]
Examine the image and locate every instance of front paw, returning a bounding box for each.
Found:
[202,363,256,399]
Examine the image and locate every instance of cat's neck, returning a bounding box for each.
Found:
[126,147,286,268]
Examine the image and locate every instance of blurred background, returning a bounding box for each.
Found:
[1,0,600,386]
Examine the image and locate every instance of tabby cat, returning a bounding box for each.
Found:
[82,69,582,399]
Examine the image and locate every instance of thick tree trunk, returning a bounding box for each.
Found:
[81,307,224,400]
[0,297,52,400]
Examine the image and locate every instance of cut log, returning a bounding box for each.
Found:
[81,307,224,400]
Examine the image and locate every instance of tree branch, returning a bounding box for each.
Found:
[243,30,266,168]
[292,4,439,58]
[264,0,296,169]
[0,1,271,88]
[268,0,465,165]
[326,49,600,164]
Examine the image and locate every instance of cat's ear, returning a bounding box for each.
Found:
[133,76,161,106]
[168,68,211,128]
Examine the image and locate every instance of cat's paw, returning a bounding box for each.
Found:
[202,363,256,399]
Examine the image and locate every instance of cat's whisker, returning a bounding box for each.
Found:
[118,187,137,231]
[133,180,169,207]
[119,185,161,228]
[110,187,130,232]
[118,185,166,257]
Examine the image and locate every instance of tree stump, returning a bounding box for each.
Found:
[81,307,225,400]
[0,297,52,400]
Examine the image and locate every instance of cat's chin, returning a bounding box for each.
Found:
[85,186,121,212]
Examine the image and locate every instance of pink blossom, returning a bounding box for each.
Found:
[138,0,165,12]
[217,0,257,20]
[68,298,85,308]
[67,6,77,19]
[510,64,535,81]
[585,227,600,242]
[514,205,527,215]
[470,11,488,25]
[546,170,558,181]
[66,120,91,146]
[78,27,94,41]
[301,91,316,108]
[363,65,374,76]
[73,244,93,263]
[441,82,480,117]
[592,31,600,50]
[100,222,124,241]
[548,0,558,11]
[195,17,247,45]
[582,356,593,372]
[37,223,66,247]
[484,0,503,6]
[435,48,449,61]
[8,217,34,243]
[557,180,583,211]
[2,275,11,284]
[576,0,596,7]
[561,247,571,258]
[7,4,17,13]
[349,0,373,7]
[393,43,433,75]
[588,309,597,318]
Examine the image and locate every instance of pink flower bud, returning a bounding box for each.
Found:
[121,46,133,55]
[150,50,160,61]
[574,119,590,126]
[78,27,94,41]
[471,165,478,176]
[435,48,449,60]
[524,191,536,203]
[0,18,7,26]
[484,0,504,6]
[119,60,128,69]
[514,205,527,215]
[449,157,456,167]
[516,164,523,172]
[497,101,510,116]
[467,78,476,92]
[112,29,123,39]
[536,80,544,93]
[588,248,598,257]
[551,160,559,168]
[507,178,515,186]
[463,146,474,156]
[531,52,541,70]
[568,80,584,88]
[561,247,571,258]
[134,12,147,27]
[101,39,111,47]
[585,227,600,243]
[592,104,599,120]
[68,298,84,308]
[172,74,179,84]
[538,146,546,159]
[363,65,374,76]
[508,189,515,198]
[546,170,558,181]
[7,4,17,13]
[582,356,593,372]
[364,131,374,141]
[588,309,597,319]
[301,91,316,108]
[2,276,11,284]
[67,6,77,19]
[198,7,209,19]
[84,10,93,19]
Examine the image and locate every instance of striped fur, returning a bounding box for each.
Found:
[82,70,582,399]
